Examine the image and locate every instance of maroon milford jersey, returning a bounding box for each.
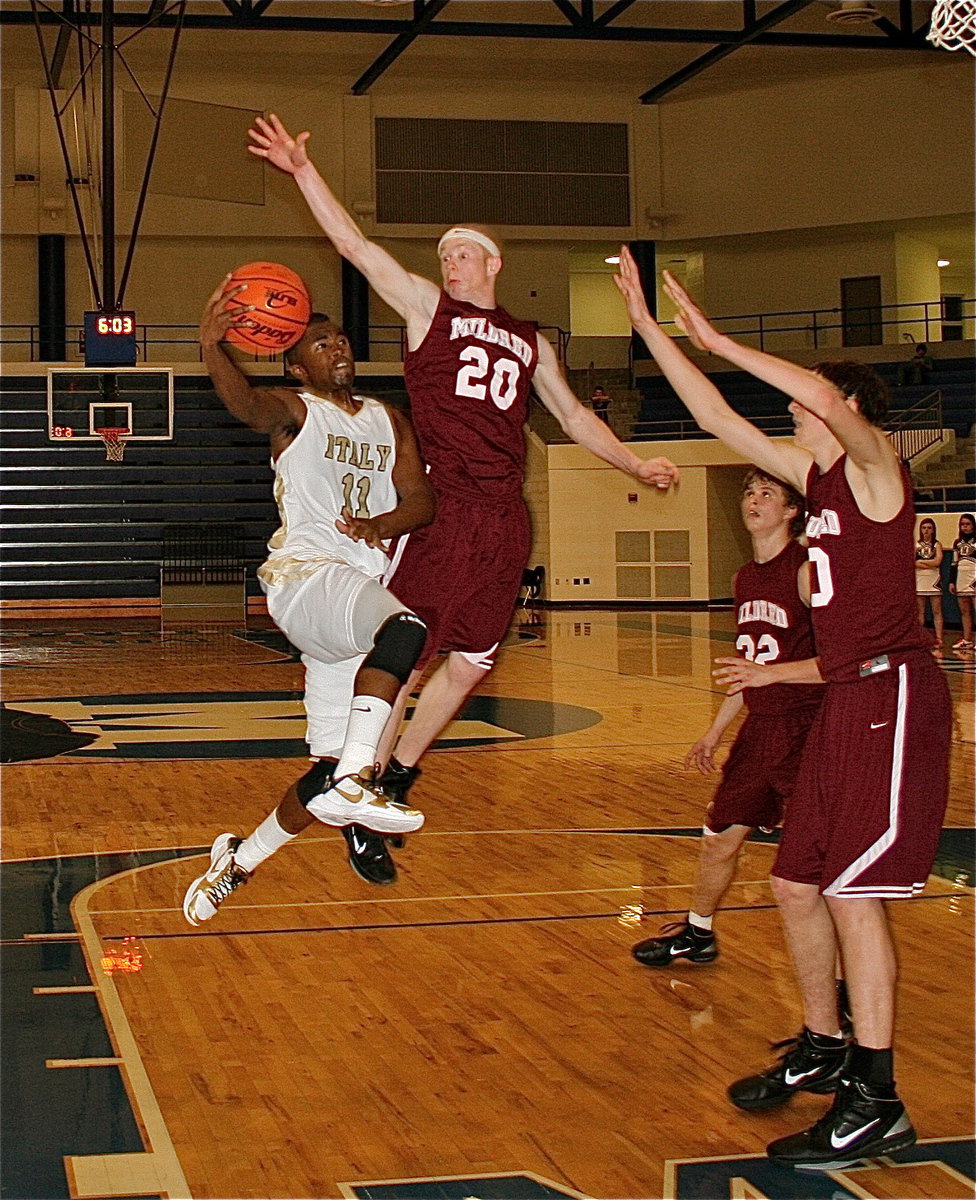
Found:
[403,291,539,500]
[734,539,821,715]
[805,456,929,682]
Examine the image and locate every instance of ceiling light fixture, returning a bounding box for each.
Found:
[604,256,620,265]
[938,259,951,267]
[825,2,881,23]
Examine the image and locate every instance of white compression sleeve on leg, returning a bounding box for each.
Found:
[236,809,297,874]
[333,696,393,780]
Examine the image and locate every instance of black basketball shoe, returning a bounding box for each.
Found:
[728,1028,848,1111]
[342,824,397,886]
[377,758,421,849]
[378,756,421,803]
[766,1075,916,1169]
[632,921,718,966]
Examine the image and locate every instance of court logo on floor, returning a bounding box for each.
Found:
[664,1136,974,1199]
[338,1173,589,1199]
[2,691,601,762]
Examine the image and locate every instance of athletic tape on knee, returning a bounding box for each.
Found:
[363,611,428,684]
[296,758,338,808]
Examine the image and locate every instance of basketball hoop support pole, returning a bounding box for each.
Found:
[101,0,116,311]
[30,0,188,316]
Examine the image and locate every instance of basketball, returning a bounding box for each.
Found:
[221,262,311,354]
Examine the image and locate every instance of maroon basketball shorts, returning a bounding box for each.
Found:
[773,651,951,898]
[386,491,531,669]
[706,705,820,833]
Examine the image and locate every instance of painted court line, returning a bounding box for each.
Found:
[91,878,779,918]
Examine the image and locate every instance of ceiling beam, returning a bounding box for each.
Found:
[641,0,858,103]
[594,0,638,27]
[549,0,584,27]
[351,0,452,95]
[1,8,939,48]
[49,0,76,88]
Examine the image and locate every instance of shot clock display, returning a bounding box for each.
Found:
[83,310,137,366]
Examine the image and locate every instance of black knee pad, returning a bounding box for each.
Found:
[296,757,337,808]
[362,611,427,684]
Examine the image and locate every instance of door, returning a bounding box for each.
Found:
[841,275,882,347]
[942,294,964,341]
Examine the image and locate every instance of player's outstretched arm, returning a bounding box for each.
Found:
[614,247,809,493]
[531,334,679,490]
[661,267,897,488]
[712,655,824,694]
[336,406,435,549]
[248,114,438,328]
[199,278,298,433]
[685,691,744,775]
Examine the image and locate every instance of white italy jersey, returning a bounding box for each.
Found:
[258,392,398,587]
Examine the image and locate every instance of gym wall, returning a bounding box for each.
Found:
[1,53,972,338]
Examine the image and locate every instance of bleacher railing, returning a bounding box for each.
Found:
[651,297,974,355]
[885,389,946,464]
[0,320,574,366]
[11,297,967,365]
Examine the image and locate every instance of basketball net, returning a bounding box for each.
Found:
[97,428,128,462]
[927,0,976,53]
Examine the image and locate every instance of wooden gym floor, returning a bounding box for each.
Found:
[1,608,973,1200]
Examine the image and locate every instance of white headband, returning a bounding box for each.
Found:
[437,227,501,259]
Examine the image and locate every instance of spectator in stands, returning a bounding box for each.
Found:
[898,343,935,388]
[590,386,612,424]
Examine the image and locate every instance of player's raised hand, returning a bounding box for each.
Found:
[199,277,250,348]
[613,244,657,329]
[662,270,722,354]
[636,456,680,490]
[248,113,311,175]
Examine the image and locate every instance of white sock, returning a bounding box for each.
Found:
[332,696,392,781]
[235,810,297,874]
[688,911,714,932]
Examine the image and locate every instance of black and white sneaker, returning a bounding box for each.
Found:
[632,921,718,966]
[728,1027,848,1110]
[377,758,421,848]
[378,757,421,805]
[766,1075,916,1169]
[342,824,397,886]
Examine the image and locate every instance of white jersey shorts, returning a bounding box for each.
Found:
[264,560,409,758]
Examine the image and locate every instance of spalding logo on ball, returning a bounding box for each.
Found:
[222,262,311,354]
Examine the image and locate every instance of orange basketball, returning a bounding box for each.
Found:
[221,262,311,354]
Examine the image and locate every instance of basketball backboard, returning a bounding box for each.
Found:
[47,367,174,443]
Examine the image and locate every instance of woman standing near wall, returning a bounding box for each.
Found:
[949,513,976,650]
[915,517,944,652]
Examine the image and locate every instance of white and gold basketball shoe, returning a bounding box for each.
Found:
[307,769,424,834]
